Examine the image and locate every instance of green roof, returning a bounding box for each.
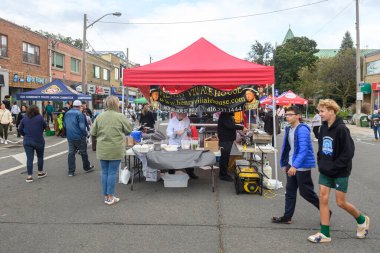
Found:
[315,49,379,58]
[282,28,295,44]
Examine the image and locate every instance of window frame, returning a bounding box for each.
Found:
[70,57,81,73]
[103,68,110,81]
[22,42,40,65]
[93,65,100,79]
[52,51,65,70]
[0,34,8,57]
[114,67,119,80]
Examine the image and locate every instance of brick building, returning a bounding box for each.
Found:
[95,51,140,103]
[364,50,380,110]
[49,38,83,87]
[0,18,49,100]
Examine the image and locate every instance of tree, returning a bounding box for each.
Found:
[246,41,273,66]
[274,37,319,92]
[299,49,356,108]
[340,31,354,51]
[35,30,86,49]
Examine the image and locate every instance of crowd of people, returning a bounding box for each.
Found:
[0,94,371,242]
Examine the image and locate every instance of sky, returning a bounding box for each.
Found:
[1,0,379,65]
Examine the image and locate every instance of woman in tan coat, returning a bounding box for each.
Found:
[91,96,133,205]
[0,103,13,144]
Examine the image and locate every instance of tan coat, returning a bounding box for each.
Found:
[91,110,133,160]
[0,109,12,124]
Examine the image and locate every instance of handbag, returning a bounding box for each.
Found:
[118,166,130,184]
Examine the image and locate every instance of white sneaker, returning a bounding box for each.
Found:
[4,140,8,145]
[307,232,331,243]
[357,215,370,238]
[0,138,3,144]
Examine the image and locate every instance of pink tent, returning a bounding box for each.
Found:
[275,90,308,106]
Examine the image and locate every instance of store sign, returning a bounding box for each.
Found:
[356,92,363,101]
[157,85,259,113]
[87,84,96,94]
[367,60,380,75]
[372,83,380,91]
[95,86,111,95]
[10,72,48,86]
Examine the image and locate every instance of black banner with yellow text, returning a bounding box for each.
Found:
[156,85,259,113]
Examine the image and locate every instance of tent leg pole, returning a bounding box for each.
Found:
[272,84,278,189]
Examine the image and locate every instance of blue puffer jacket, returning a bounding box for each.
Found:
[280,123,316,169]
[63,108,87,140]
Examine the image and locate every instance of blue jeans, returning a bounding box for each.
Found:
[68,137,91,173]
[23,139,45,176]
[100,160,121,195]
[373,126,380,140]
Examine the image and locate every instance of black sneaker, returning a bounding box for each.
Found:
[85,165,95,173]
[37,172,47,179]
[272,216,292,224]
[188,172,199,180]
[219,175,233,182]
[68,172,76,177]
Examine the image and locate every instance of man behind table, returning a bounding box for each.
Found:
[166,112,198,179]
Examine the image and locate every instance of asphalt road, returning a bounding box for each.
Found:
[0,126,379,253]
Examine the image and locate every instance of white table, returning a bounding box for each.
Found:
[125,147,220,191]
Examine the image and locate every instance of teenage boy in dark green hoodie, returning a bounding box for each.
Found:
[308,99,370,243]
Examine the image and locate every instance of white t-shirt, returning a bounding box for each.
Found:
[288,126,310,171]
[11,105,20,115]
[166,116,190,145]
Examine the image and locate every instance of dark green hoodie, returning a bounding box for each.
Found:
[317,117,355,178]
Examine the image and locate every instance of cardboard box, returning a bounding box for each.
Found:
[126,136,135,147]
[145,168,161,182]
[204,136,219,152]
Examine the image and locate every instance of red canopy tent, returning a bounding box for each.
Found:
[275,90,308,106]
[260,95,277,106]
[123,37,274,98]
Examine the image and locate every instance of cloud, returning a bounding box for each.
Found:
[1,0,379,65]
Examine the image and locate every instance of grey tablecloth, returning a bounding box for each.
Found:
[146,150,216,170]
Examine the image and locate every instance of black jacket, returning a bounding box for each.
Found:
[140,111,155,129]
[217,112,244,142]
[318,117,355,178]
[263,111,280,135]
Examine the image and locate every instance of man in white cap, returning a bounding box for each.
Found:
[166,112,198,179]
[63,100,94,176]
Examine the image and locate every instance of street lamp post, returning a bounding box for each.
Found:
[81,12,121,95]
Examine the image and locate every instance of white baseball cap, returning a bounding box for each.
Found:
[73,100,82,106]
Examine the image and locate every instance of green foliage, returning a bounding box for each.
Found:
[274,37,319,93]
[337,107,351,119]
[298,47,356,108]
[339,31,354,51]
[246,41,273,66]
[35,30,86,49]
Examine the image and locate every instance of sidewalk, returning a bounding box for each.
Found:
[345,124,373,136]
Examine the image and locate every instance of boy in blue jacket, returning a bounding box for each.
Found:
[272,106,320,224]
[308,99,370,243]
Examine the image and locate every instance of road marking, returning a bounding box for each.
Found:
[0,150,68,176]
[0,139,67,160]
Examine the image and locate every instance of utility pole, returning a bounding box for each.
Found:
[355,0,361,115]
